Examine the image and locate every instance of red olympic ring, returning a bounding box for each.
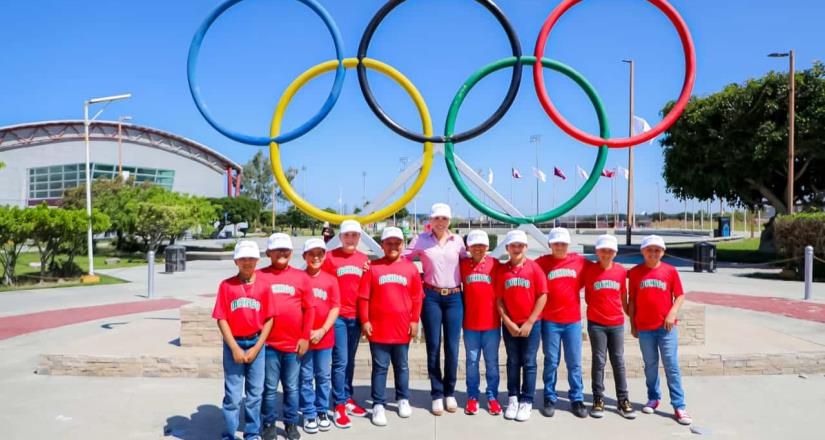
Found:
[533,0,696,148]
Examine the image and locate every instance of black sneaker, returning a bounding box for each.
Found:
[619,399,637,419]
[540,399,555,417]
[571,401,588,418]
[262,423,278,440]
[286,423,301,440]
[317,413,332,431]
[590,397,605,418]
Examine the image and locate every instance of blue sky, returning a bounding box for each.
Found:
[1,0,822,218]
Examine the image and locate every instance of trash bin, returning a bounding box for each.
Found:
[715,216,731,237]
[165,245,186,273]
[693,242,716,273]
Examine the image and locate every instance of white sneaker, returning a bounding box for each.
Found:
[504,396,519,420]
[372,404,387,426]
[515,402,532,422]
[431,398,444,416]
[398,399,412,418]
[445,396,458,413]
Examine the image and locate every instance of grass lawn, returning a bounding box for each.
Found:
[668,238,778,264]
[0,250,149,293]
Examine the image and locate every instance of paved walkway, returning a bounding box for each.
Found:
[687,291,825,324]
[0,298,189,341]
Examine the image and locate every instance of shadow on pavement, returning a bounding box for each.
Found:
[163,404,223,439]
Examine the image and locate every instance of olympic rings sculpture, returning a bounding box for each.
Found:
[187,0,696,225]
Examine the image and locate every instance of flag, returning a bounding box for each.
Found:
[487,168,494,185]
[511,167,522,179]
[553,166,567,180]
[532,167,547,183]
[633,115,655,144]
[601,168,616,178]
[617,166,629,180]
[576,165,589,179]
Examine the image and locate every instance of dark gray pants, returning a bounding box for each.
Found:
[587,322,628,401]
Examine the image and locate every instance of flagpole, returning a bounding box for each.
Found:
[612,169,617,228]
[552,180,557,227]
[595,179,599,230]
[531,135,541,216]
[574,171,578,230]
[623,59,635,245]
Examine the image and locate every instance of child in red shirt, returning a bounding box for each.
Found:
[534,227,587,418]
[299,238,341,434]
[496,230,547,423]
[213,241,274,440]
[358,227,423,427]
[581,235,635,419]
[259,233,315,440]
[629,235,691,426]
[460,230,502,416]
[321,219,370,425]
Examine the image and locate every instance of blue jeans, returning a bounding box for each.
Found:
[421,288,464,398]
[464,328,501,401]
[221,337,265,440]
[331,317,361,405]
[369,343,410,405]
[541,320,584,403]
[638,326,686,410]
[262,347,300,425]
[299,348,332,419]
[502,323,541,404]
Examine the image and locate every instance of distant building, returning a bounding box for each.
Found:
[0,120,242,206]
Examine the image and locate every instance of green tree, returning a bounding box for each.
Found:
[28,204,111,279]
[241,151,299,209]
[210,196,262,235]
[0,206,32,285]
[63,176,147,250]
[660,62,825,213]
[0,161,5,170]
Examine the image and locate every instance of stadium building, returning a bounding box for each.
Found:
[0,120,242,207]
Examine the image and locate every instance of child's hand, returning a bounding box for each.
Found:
[631,325,638,338]
[506,321,520,337]
[362,322,373,337]
[231,346,246,364]
[362,260,371,272]
[309,329,325,344]
[296,339,309,357]
[409,322,419,337]
[517,321,534,337]
[244,346,261,363]
[664,313,677,332]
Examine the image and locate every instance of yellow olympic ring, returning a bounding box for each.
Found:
[270,57,433,225]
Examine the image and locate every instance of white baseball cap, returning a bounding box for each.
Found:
[430,203,452,219]
[640,235,666,251]
[547,227,571,244]
[340,219,361,235]
[595,234,618,252]
[303,238,326,253]
[267,233,293,250]
[233,240,260,260]
[466,230,489,247]
[381,227,404,241]
[504,230,528,246]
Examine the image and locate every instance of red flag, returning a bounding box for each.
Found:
[553,166,567,180]
[511,167,522,179]
[601,168,615,178]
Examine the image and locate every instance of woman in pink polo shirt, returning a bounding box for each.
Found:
[403,202,466,415]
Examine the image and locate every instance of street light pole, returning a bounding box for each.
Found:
[530,135,541,215]
[82,93,131,283]
[769,50,796,214]
[622,59,635,245]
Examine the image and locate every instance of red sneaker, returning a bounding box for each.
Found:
[334,404,351,429]
[465,399,479,415]
[346,398,368,417]
[488,399,503,416]
[674,408,693,425]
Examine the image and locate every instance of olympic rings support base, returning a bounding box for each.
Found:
[270,57,434,225]
[445,56,609,225]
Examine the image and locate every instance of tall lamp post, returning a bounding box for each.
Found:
[622,59,635,245]
[82,93,131,283]
[768,50,795,214]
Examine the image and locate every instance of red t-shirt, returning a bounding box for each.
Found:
[307,270,341,351]
[536,253,586,324]
[258,265,315,352]
[212,275,275,337]
[358,257,423,344]
[495,259,548,325]
[582,262,627,326]
[460,256,501,331]
[322,249,369,319]
[628,262,684,331]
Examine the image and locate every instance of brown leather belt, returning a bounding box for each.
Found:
[424,283,462,296]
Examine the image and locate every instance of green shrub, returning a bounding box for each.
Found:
[774,213,825,259]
